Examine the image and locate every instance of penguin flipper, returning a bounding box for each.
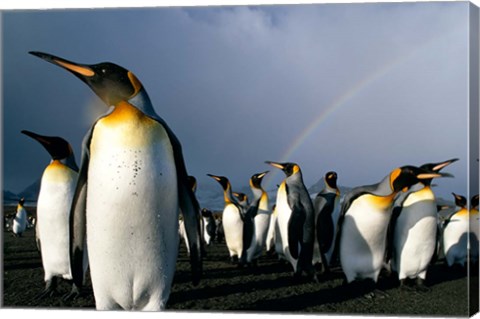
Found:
[164,125,203,285]
[315,195,335,253]
[288,204,305,260]
[242,205,257,253]
[385,205,402,263]
[69,130,92,289]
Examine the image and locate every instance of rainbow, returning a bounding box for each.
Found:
[264,25,462,189]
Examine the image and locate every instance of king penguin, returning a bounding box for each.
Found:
[207,174,247,264]
[265,161,316,280]
[443,193,471,268]
[30,51,203,310]
[21,130,87,298]
[245,171,270,265]
[338,166,447,287]
[312,171,341,273]
[12,197,28,237]
[389,158,456,289]
[201,208,217,246]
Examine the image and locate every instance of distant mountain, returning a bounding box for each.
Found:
[18,179,41,201]
[3,190,19,201]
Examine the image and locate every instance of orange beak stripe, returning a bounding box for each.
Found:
[54,59,95,77]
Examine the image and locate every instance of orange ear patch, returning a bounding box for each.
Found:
[389,168,402,191]
[128,71,142,97]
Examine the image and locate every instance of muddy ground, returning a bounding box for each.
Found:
[2,206,478,316]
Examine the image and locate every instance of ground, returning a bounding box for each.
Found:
[1,206,478,315]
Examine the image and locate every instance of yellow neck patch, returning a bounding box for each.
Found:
[454,208,469,217]
[403,186,434,207]
[363,193,396,210]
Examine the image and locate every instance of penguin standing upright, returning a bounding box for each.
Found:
[30,51,202,310]
[338,166,446,286]
[389,159,456,289]
[12,198,28,237]
[245,171,270,265]
[21,130,87,297]
[265,161,316,280]
[207,174,247,264]
[443,193,471,268]
[312,171,341,272]
[201,208,217,246]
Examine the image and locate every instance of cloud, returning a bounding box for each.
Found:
[2,2,472,200]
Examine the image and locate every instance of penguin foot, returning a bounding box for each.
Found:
[36,278,58,300]
[62,284,81,302]
[35,287,57,300]
[230,255,239,265]
[414,278,430,292]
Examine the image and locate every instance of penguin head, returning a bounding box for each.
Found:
[250,171,269,189]
[419,158,458,186]
[324,171,338,189]
[29,51,145,107]
[452,193,467,208]
[233,192,248,204]
[21,130,79,172]
[472,194,479,210]
[201,208,213,218]
[265,161,300,177]
[389,166,448,193]
[207,174,230,191]
[18,198,25,206]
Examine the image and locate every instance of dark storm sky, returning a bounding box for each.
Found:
[2,1,476,200]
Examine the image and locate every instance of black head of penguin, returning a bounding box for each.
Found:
[472,194,479,210]
[19,198,25,206]
[21,130,75,163]
[233,192,248,203]
[265,161,300,177]
[418,158,458,186]
[201,208,213,218]
[390,165,448,193]
[29,51,143,107]
[207,174,230,191]
[452,193,467,208]
[250,171,269,189]
[325,171,338,189]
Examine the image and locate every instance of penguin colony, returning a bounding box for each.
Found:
[13,51,477,310]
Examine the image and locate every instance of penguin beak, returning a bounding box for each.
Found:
[21,130,52,148]
[431,158,459,172]
[416,171,453,179]
[21,130,63,159]
[265,161,284,170]
[257,171,269,179]
[29,51,95,79]
[206,174,221,182]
